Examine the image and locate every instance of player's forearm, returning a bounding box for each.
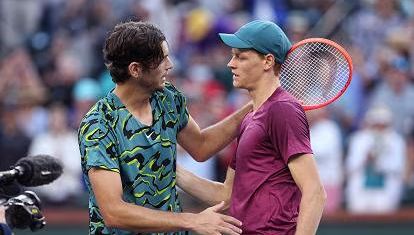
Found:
[176,166,230,206]
[196,102,252,161]
[0,206,6,223]
[295,184,326,235]
[101,200,194,233]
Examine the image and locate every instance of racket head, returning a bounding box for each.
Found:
[280,38,353,110]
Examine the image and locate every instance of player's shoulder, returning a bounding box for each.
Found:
[156,82,187,106]
[268,99,303,114]
[78,97,116,132]
[81,97,107,118]
[266,97,306,124]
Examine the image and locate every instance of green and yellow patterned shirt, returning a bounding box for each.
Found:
[78,83,189,235]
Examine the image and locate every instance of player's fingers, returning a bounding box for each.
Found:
[217,226,242,235]
[210,201,226,212]
[221,214,242,227]
[220,221,242,234]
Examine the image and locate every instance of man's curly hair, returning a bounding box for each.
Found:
[103,21,166,83]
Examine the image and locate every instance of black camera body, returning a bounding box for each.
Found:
[3,191,46,231]
[0,155,63,233]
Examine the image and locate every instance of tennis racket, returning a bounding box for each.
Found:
[280,38,353,110]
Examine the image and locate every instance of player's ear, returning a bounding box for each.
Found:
[128,62,142,79]
[263,54,276,71]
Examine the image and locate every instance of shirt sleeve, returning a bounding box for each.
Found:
[229,142,238,170]
[268,102,313,164]
[78,114,120,173]
[176,92,189,132]
[165,83,189,132]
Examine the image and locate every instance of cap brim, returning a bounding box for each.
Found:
[218,33,251,49]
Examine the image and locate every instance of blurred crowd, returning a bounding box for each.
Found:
[1,0,414,215]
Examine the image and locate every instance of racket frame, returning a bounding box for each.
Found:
[282,38,353,110]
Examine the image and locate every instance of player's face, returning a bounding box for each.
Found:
[227,48,265,90]
[142,41,173,91]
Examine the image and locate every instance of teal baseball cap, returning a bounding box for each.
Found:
[219,20,292,64]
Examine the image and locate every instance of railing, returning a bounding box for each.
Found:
[42,207,414,225]
[322,208,414,223]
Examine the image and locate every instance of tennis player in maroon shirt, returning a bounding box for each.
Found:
[177,20,326,235]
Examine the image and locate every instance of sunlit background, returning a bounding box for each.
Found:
[1,0,414,234]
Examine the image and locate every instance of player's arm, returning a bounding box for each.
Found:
[176,165,235,207]
[0,206,5,224]
[288,154,326,235]
[88,168,242,234]
[177,102,252,162]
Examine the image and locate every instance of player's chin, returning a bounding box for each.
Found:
[233,80,242,88]
[154,81,166,91]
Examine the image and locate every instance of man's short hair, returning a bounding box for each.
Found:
[103,21,166,83]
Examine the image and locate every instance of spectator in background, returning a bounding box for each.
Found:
[246,0,289,26]
[98,70,116,95]
[176,144,217,211]
[44,51,84,106]
[402,128,414,205]
[330,46,367,137]
[71,78,102,129]
[346,105,406,213]
[0,0,44,54]
[0,48,48,138]
[346,0,403,73]
[370,56,414,136]
[0,49,46,105]
[0,104,31,171]
[28,103,83,206]
[136,0,183,51]
[176,145,216,182]
[285,11,309,43]
[307,108,344,214]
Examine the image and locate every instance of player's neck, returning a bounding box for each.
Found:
[249,75,280,111]
[113,80,151,109]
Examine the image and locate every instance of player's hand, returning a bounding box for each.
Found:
[0,206,6,223]
[191,201,242,235]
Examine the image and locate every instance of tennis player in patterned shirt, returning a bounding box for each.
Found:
[78,21,251,235]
